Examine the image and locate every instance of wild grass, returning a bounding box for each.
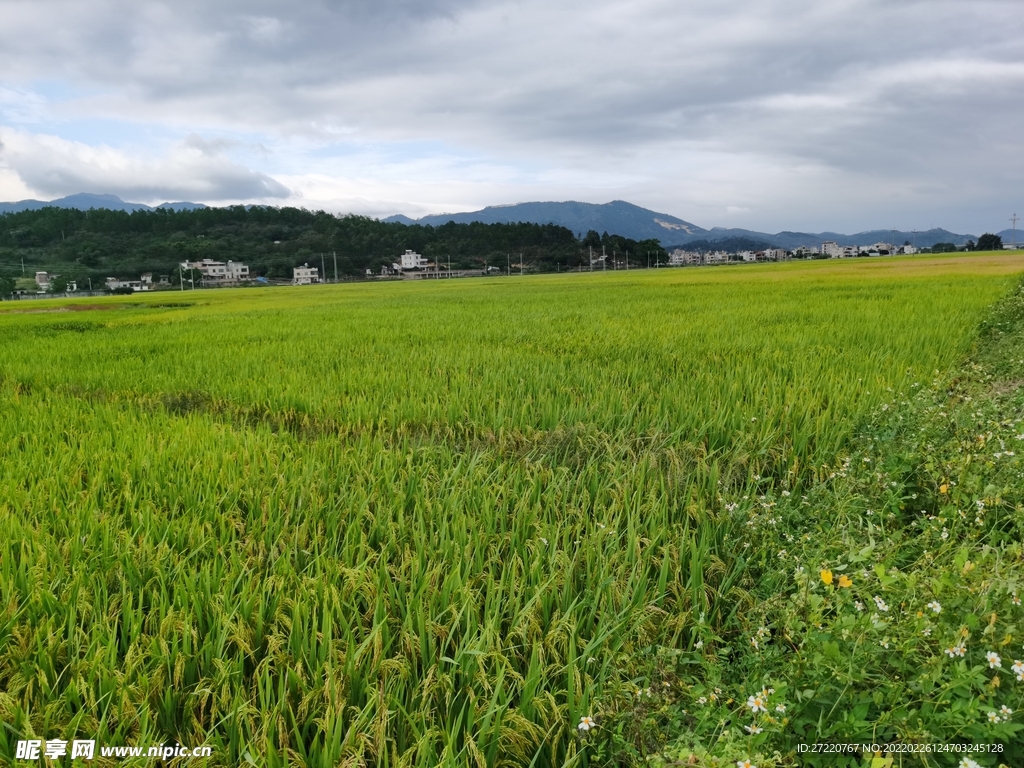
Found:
[1,253,1022,766]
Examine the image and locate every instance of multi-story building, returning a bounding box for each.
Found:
[764,248,788,261]
[668,249,701,266]
[822,241,843,258]
[179,259,250,283]
[399,250,429,270]
[293,264,319,285]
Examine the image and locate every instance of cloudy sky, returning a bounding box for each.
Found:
[0,0,1021,233]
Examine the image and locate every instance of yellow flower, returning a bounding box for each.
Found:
[939,483,948,494]
[838,574,852,588]
[820,569,833,586]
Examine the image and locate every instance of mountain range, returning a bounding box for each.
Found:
[386,200,1016,249]
[385,200,705,242]
[3,194,1017,249]
[0,193,206,215]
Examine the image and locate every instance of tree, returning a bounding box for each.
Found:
[47,275,70,293]
[0,275,15,300]
[977,233,1003,252]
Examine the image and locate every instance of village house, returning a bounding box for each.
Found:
[668,249,701,266]
[399,250,429,270]
[293,264,319,285]
[180,259,250,284]
[821,241,843,258]
[105,277,150,292]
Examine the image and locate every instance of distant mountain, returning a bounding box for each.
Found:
[672,227,979,250]
[998,228,1023,246]
[0,193,206,214]
[6,194,989,250]
[383,200,984,249]
[383,200,707,242]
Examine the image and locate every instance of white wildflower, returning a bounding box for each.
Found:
[746,695,767,714]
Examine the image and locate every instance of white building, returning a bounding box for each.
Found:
[179,259,250,282]
[739,250,757,263]
[900,245,917,255]
[705,251,729,265]
[34,273,77,292]
[764,248,787,261]
[822,241,843,258]
[399,250,429,270]
[105,277,150,292]
[293,264,319,285]
[668,249,700,266]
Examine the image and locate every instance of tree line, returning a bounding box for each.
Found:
[0,205,667,293]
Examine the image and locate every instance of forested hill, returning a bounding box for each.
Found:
[0,205,667,286]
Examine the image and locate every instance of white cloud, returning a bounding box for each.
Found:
[0,127,289,203]
[0,0,1021,231]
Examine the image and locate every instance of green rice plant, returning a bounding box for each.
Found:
[1,253,1022,766]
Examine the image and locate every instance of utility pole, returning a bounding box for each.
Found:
[602,245,606,271]
[448,254,451,276]
[1012,213,1019,249]
[88,277,92,292]
[333,251,338,283]
[179,265,183,291]
[892,229,896,256]
[507,253,510,276]
[321,253,326,284]
[625,250,628,270]
[520,253,523,276]
[589,246,593,271]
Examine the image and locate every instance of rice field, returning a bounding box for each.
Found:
[2,253,1023,766]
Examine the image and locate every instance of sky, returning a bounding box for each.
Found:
[0,0,1021,234]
